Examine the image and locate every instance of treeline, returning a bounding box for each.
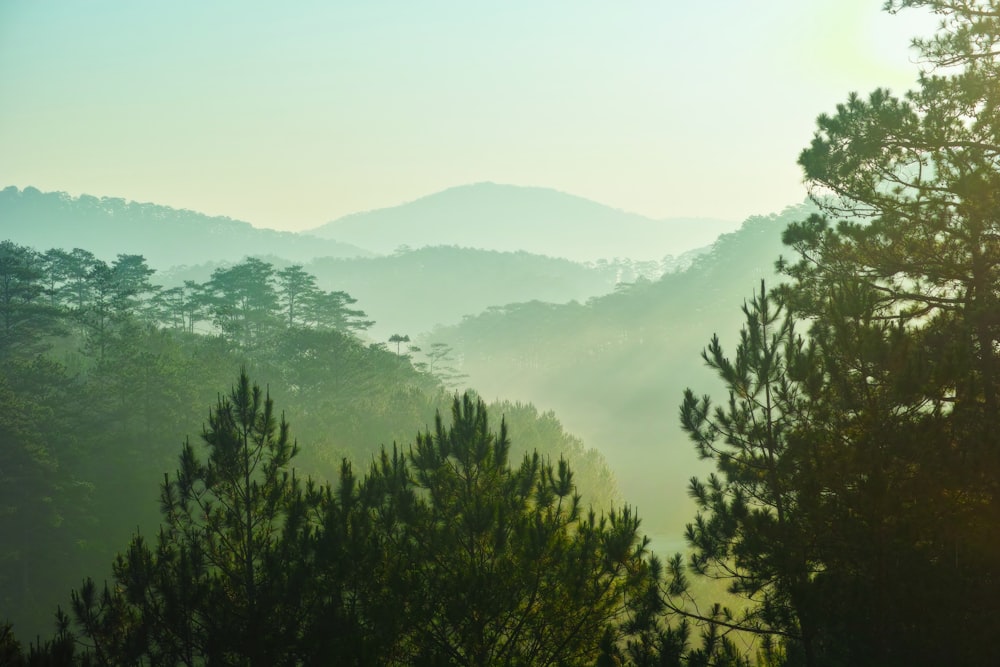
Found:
[0,240,619,648]
[3,375,738,666]
[2,246,374,349]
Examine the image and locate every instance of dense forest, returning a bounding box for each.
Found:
[0,248,618,655]
[4,1,1000,664]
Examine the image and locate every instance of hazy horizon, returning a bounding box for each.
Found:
[1,1,937,232]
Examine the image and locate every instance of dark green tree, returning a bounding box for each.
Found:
[317,394,664,666]
[0,241,62,358]
[777,1,1000,663]
[676,282,819,666]
[388,333,410,354]
[69,370,314,666]
[206,258,280,348]
[0,355,95,645]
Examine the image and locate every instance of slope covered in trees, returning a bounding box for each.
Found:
[5,373,758,666]
[430,204,810,537]
[0,242,618,645]
[157,245,689,344]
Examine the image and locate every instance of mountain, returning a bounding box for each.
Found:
[427,203,815,540]
[307,182,739,262]
[158,246,701,344]
[0,186,371,269]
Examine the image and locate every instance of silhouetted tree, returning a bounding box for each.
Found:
[388,333,410,354]
[676,282,818,666]
[0,241,62,358]
[775,2,1000,663]
[69,370,313,666]
[276,264,318,328]
[206,258,280,348]
[313,394,665,665]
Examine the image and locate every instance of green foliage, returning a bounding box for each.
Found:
[0,241,63,358]
[677,4,1000,665]
[23,379,669,665]
[205,257,281,349]
[68,370,314,666]
[675,284,821,664]
[0,238,623,649]
[304,393,661,665]
[399,394,645,665]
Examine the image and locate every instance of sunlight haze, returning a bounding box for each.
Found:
[0,0,936,230]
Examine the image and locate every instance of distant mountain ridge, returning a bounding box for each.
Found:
[308,182,739,262]
[0,186,371,269]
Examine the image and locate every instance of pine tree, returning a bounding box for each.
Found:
[675,282,819,666]
[0,241,63,358]
[276,264,318,328]
[206,258,281,348]
[779,2,1000,662]
[69,370,315,666]
[310,393,664,665]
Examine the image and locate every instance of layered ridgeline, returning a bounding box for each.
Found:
[0,240,617,643]
[307,182,739,262]
[426,203,813,540]
[160,247,699,343]
[1,186,712,343]
[0,186,371,267]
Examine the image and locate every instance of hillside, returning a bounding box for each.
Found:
[0,240,620,641]
[308,182,738,262]
[429,203,815,539]
[303,247,656,341]
[158,245,701,343]
[0,186,370,269]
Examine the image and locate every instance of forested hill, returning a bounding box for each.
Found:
[308,182,739,262]
[158,246,701,343]
[299,246,699,341]
[430,203,813,536]
[0,240,618,642]
[0,186,370,268]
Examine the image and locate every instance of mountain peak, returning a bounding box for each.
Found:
[310,183,737,262]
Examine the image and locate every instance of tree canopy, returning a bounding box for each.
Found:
[674,3,1000,665]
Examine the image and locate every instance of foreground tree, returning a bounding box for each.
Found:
[69,370,314,666]
[675,283,818,666]
[676,3,1000,664]
[791,0,1000,429]
[310,393,670,665]
[783,1,1000,664]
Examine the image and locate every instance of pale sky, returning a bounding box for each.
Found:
[0,1,937,232]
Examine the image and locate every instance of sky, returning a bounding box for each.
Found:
[0,1,938,232]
